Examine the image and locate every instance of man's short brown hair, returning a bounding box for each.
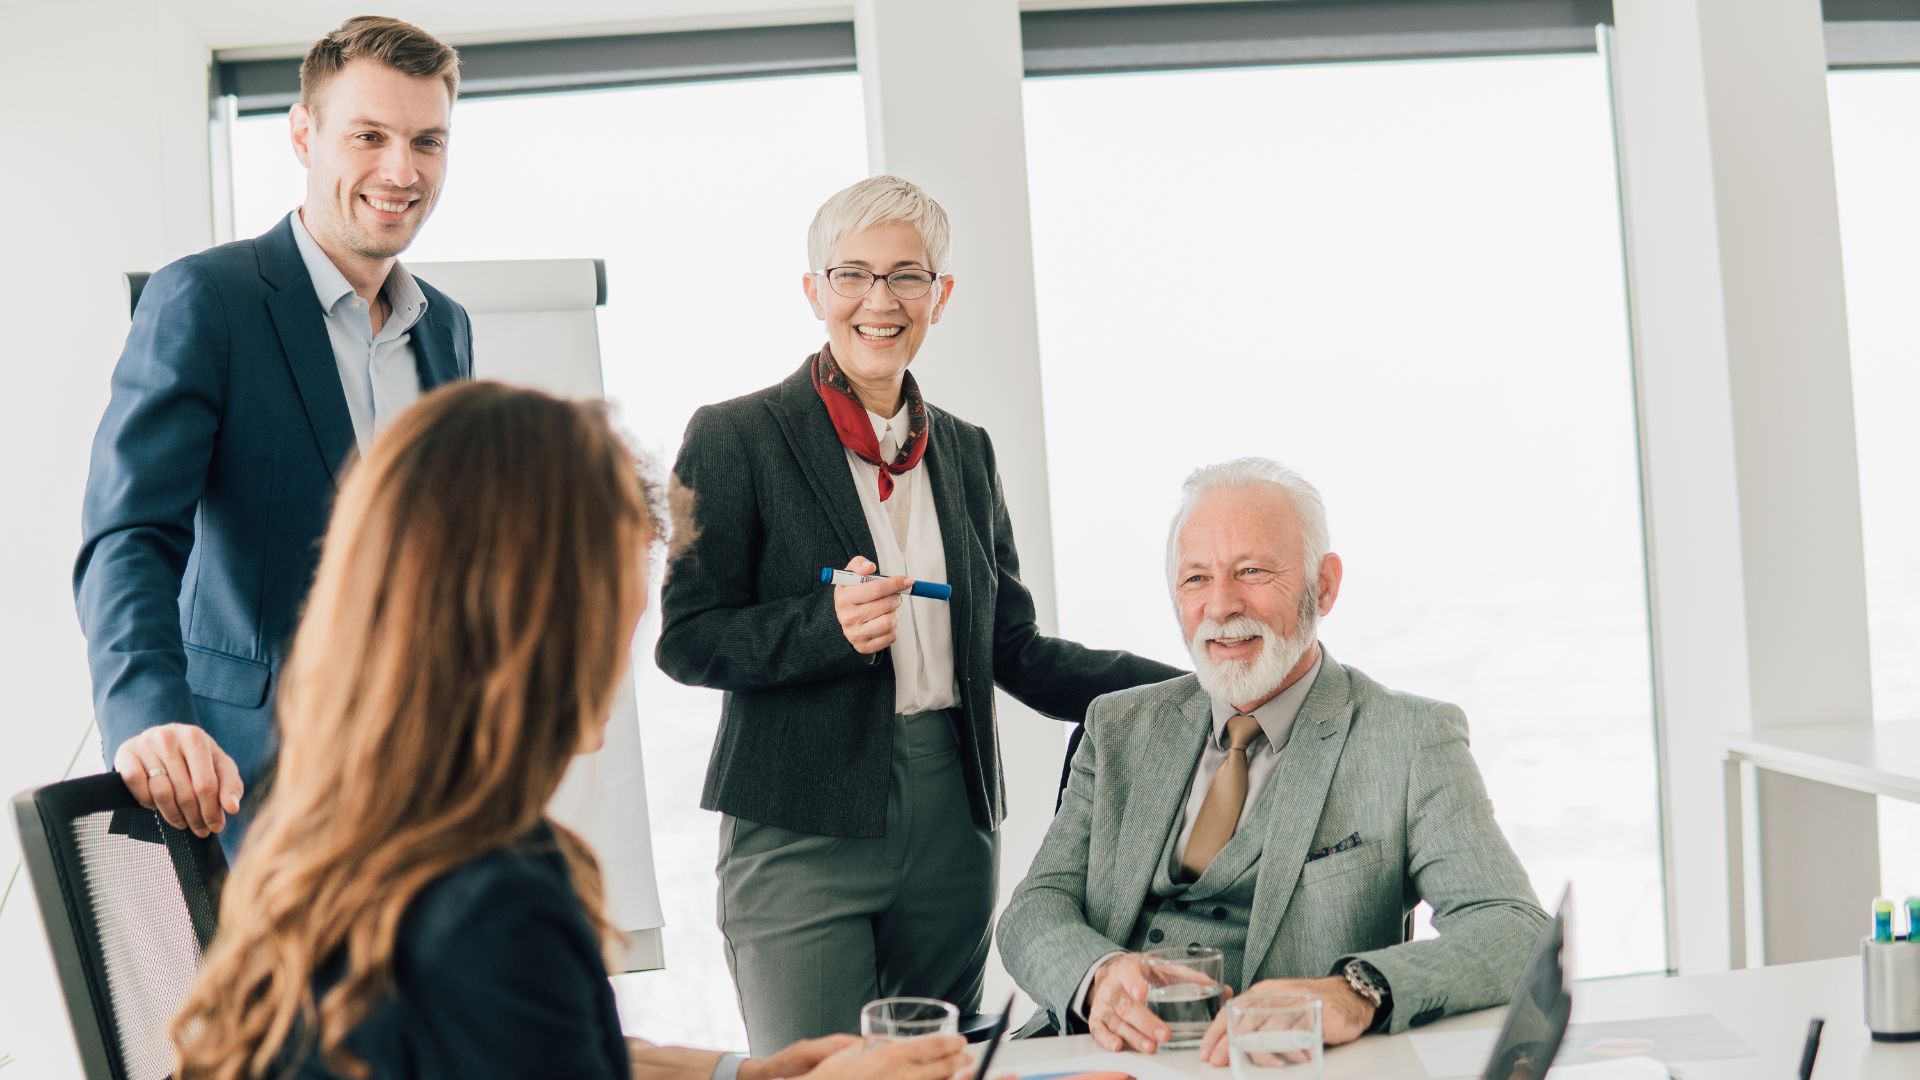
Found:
[299,16,460,116]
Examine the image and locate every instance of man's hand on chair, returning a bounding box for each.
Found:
[114,723,243,838]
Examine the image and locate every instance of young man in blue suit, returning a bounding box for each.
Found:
[75,16,473,847]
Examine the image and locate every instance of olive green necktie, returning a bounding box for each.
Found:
[1181,713,1263,878]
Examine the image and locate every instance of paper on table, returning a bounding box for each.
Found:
[1409,1014,1752,1079]
[1007,1051,1197,1080]
[1547,1059,1673,1079]
[1555,1016,1750,1067]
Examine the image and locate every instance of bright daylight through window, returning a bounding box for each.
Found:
[1023,52,1666,978]
[228,45,1670,1013]
[229,71,868,1047]
[1828,67,1920,900]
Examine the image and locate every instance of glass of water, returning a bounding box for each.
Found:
[860,997,958,1046]
[1228,992,1323,1078]
[1141,944,1226,1049]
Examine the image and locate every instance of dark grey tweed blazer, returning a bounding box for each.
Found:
[656,358,1182,838]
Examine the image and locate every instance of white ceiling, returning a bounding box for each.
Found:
[180,0,852,56]
[179,0,1247,57]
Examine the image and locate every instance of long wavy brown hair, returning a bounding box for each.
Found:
[170,382,656,1079]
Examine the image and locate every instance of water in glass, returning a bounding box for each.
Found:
[1147,981,1224,1048]
[1230,1028,1324,1079]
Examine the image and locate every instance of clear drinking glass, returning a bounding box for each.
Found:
[1141,944,1226,1049]
[1228,992,1324,1079]
[860,997,959,1046]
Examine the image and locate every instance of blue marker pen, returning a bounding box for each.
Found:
[1874,897,1894,942]
[1907,897,1920,942]
[820,567,952,602]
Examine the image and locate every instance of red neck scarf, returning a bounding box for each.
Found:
[811,343,929,502]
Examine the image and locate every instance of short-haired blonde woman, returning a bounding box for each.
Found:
[657,176,1182,1051]
[169,383,969,1080]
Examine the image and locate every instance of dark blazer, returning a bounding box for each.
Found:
[287,825,629,1079]
[657,358,1182,838]
[74,215,472,792]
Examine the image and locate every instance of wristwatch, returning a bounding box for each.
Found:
[1340,958,1393,1031]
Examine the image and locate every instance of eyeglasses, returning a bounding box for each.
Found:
[823,266,940,300]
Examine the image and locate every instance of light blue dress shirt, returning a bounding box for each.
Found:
[288,209,428,452]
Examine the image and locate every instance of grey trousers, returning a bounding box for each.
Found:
[717,709,998,1055]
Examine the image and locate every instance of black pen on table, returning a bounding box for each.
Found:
[1798,1016,1824,1079]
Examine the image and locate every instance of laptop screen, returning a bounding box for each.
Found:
[1482,888,1573,1080]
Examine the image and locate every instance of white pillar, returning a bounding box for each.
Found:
[0,3,213,1073]
[854,0,1055,1015]
[1612,0,1876,970]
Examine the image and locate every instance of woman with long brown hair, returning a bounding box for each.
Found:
[169,382,971,1080]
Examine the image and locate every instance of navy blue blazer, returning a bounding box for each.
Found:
[74,216,472,798]
[285,825,629,1079]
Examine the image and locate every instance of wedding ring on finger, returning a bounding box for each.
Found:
[146,766,167,778]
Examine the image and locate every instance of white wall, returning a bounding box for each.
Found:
[854,0,1061,1022]
[0,1,213,1073]
[1612,0,1877,972]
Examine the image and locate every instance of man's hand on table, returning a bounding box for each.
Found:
[1197,974,1375,1067]
[1085,952,1232,1054]
[1084,953,1168,1053]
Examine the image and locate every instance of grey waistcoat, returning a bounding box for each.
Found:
[1124,766,1290,985]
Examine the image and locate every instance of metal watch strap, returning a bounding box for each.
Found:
[1341,958,1393,1031]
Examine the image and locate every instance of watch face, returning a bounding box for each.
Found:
[1346,961,1384,1003]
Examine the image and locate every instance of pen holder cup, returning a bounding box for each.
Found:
[1862,937,1920,1041]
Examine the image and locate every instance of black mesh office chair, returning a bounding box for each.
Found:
[11,772,227,1080]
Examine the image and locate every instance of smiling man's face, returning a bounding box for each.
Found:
[292,58,451,266]
[1175,484,1332,709]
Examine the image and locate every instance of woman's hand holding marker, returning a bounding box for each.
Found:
[831,556,912,654]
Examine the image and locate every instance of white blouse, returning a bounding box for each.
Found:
[843,403,960,715]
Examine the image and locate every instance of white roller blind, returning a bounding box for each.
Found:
[413,256,665,972]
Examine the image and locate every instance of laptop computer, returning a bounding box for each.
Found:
[1481,886,1574,1080]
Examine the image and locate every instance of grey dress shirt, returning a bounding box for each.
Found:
[1174,650,1324,866]
[288,209,427,451]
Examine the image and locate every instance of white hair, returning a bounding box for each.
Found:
[1165,457,1331,597]
[806,174,953,274]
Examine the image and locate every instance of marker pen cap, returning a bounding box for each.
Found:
[909,580,953,601]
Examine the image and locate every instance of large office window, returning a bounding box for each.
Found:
[1024,54,1665,977]
[1828,67,1920,898]
[228,72,868,1046]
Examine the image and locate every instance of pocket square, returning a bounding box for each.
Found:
[1305,832,1362,862]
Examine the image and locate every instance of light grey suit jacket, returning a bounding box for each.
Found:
[996,652,1547,1035]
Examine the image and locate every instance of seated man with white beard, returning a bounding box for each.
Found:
[996,458,1547,1062]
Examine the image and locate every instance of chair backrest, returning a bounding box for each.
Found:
[125,272,150,317]
[11,773,228,1080]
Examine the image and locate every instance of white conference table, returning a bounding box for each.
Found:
[987,956,1920,1078]
[1723,720,1920,965]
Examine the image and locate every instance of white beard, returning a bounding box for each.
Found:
[1188,606,1318,709]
